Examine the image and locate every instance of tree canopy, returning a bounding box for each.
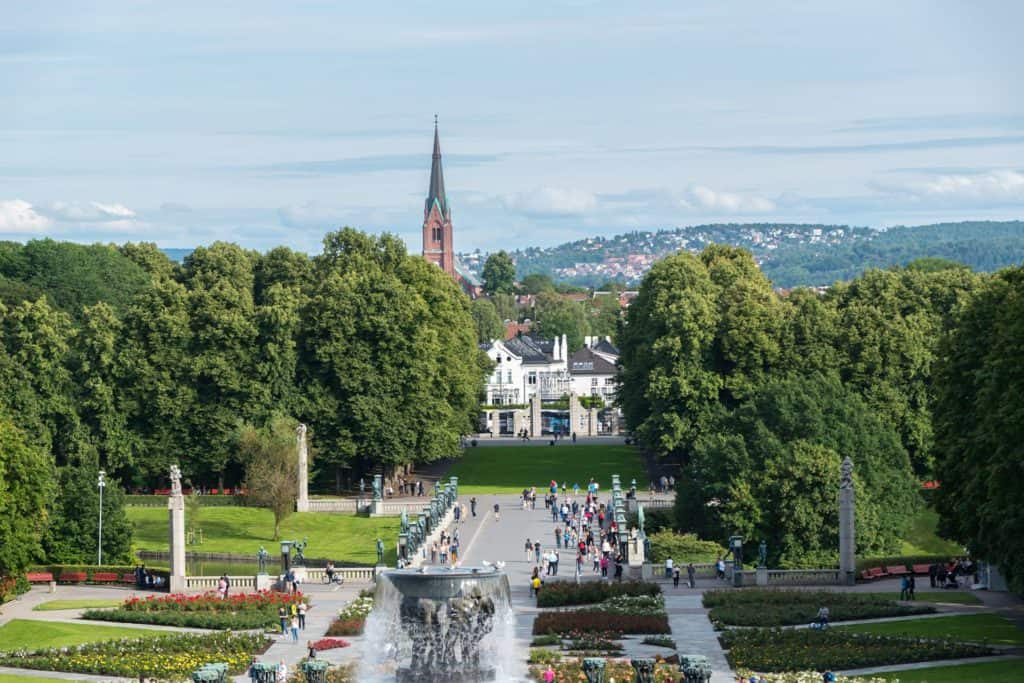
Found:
[481,250,516,295]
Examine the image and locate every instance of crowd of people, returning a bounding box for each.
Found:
[929,558,977,589]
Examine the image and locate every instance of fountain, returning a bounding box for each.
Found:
[359,566,519,682]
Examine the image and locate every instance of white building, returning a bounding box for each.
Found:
[481,334,619,406]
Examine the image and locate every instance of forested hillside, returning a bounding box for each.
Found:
[462,220,1024,288]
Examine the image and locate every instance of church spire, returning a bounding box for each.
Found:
[425,115,447,216]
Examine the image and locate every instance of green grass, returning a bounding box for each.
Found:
[860,591,982,605]
[0,619,163,650]
[449,444,648,494]
[0,675,73,682]
[900,508,963,556]
[858,659,1023,682]
[838,613,1024,646]
[126,507,400,565]
[33,598,122,611]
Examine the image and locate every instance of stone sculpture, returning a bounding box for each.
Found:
[257,546,269,574]
[169,464,183,498]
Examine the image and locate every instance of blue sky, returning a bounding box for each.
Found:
[2,1,1023,253]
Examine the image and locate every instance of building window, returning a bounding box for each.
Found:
[432,227,442,242]
[507,370,513,383]
[591,378,599,387]
[528,372,537,385]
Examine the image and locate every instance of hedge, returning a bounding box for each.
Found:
[647,530,726,564]
[532,609,670,635]
[125,494,248,507]
[703,589,933,628]
[855,554,954,572]
[84,607,276,630]
[720,628,993,672]
[535,580,660,607]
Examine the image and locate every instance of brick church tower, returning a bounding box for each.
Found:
[422,117,455,276]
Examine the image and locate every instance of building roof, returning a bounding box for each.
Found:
[568,347,618,375]
[592,338,620,356]
[505,335,553,363]
[425,118,448,217]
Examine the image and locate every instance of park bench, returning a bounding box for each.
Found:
[886,565,911,576]
[911,564,932,574]
[859,570,873,581]
[92,572,119,582]
[26,572,54,583]
[59,572,87,583]
[121,573,137,583]
[867,567,887,579]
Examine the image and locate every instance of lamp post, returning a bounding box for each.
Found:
[97,469,106,565]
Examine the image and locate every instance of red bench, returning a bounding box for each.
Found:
[912,564,932,575]
[867,567,888,579]
[92,572,119,582]
[59,572,87,583]
[121,573,137,583]
[886,565,911,576]
[26,572,54,583]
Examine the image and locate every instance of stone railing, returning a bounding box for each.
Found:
[301,567,377,583]
[306,499,360,513]
[407,507,457,569]
[184,575,256,590]
[767,569,841,585]
[305,498,425,516]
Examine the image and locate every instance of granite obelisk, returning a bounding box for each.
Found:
[168,464,186,592]
[296,423,310,512]
[839,456,856,586]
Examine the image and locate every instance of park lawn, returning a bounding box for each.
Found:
[33,598,122,611]
[449,444,648,494]
[858,659,1022,682]
[127,507,400,565]
[0,619,163,650]
[899,507,962,556]
[861,591,982,605]
[0,675,73,683]
[838,613,1024,646]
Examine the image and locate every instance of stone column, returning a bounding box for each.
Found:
[568,391,582,438]
[296,423,310,512]
[529,393,542,438]
[588,406,599,436]
[839,456,856,586]
[167,464,186,593]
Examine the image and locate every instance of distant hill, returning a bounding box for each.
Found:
[458,221,1024,288]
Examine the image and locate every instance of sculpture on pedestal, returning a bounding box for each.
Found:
[372,474,383,501]
[758,540,768,568]
[377,538,385,565]
[257,546,269,574]
[170,464,183,498]
[630,658,655,683]
[293,538,308,566]
[582,657,606,683]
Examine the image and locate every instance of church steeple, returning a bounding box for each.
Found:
[422,116,455,277]
[425,115,448,216]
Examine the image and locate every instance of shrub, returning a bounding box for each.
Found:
[647,530,725,564]
[310,638,351,651]
[600,594,665,616]
[83,591,307,630]
[325,594,374,636]
[533,609,670,635]
[642,635,676,649]
[84,608,275,630]
[720,628,993,672]
[535,580,660,607]
[702,589,933,627]
[528,648,561,665]
[855,554,952,572]
[528,659,677,682]
[563,636,622,652]
[530,635,560,647]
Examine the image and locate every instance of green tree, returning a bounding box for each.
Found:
[42,464,133,564]
[470,298,504,343]
[481,250,516,295]
[519,272,556,294]
[933,266,1024,595]
[0,413,53,579]
[532,292,590,351]
[238,415,301,540]
[490,292,519,322]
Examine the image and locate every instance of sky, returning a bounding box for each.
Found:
[2,1,1024,254]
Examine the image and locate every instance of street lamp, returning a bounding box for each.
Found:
[97,470,107,565]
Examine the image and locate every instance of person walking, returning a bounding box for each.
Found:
[687,562,696,589]
[493,502,500,521]
[525,538,533,562]
[278,606,288,635]
[543,663,556,683]
[454,503,461,523]
[900,575,909,601]
[534,540,542,564]
[298,601,307,629]
[673,566,680,588]
[908,575,916,600]
[470,497,477,517]
[554,527,561,549]
[600,554,609,578]
[290,615,300,643]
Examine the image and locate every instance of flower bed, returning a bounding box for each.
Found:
[736,671,889,683]
[536,580,660,607]
[532,609,670,635]
[82,590,306,630]
[310,638,351,651]
[325,594,374,636]
[720,628,994,672]
[563,636,622,652]
[642,635,676,649]
[528,658,678,682]
[600,594,666,616]
[0,632,267,679]
[703,588,933,627]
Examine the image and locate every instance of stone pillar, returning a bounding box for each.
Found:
[489,410,500,437]
[569,391,582,438]
[756,566,768,586]
[839,456,856,586]
[588,406,599,436]
[296,423,310,512]
[530,393,542,438]
[370,473,384,516]
[512,409,526,437]
[168,468,186,593]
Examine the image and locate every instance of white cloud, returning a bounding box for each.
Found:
[40,200,137,222]
[913,170,1024,201]
[0,199,52,234]
[681,186,776,213]
[502,187,598,217]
